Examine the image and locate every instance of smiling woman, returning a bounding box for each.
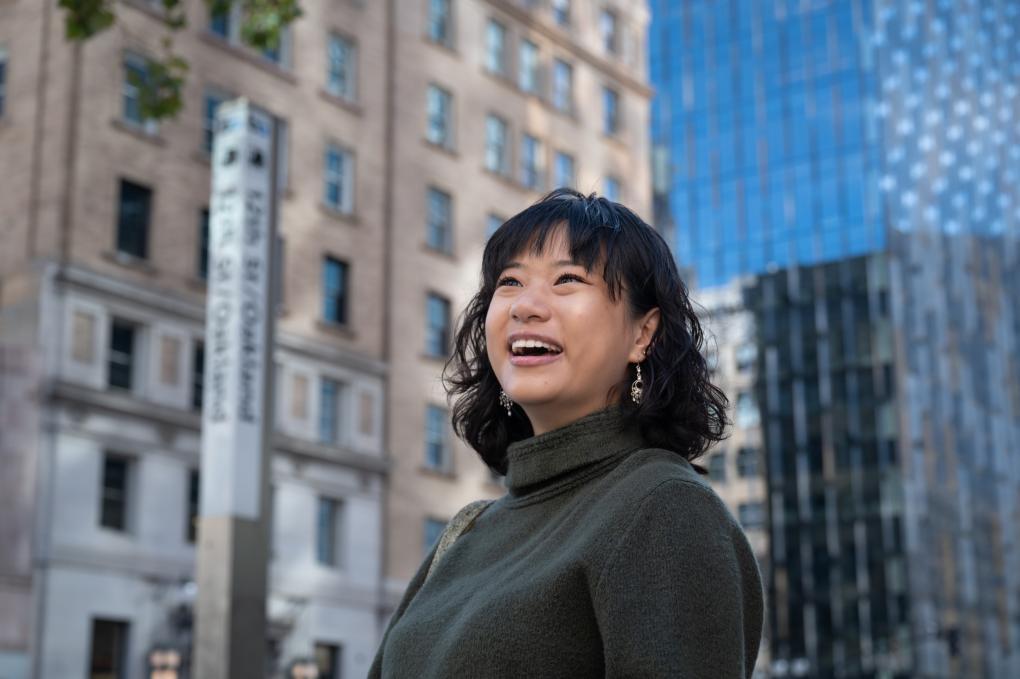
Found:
[369,189,764,679]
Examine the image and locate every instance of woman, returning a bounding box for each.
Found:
[369,189,763,678]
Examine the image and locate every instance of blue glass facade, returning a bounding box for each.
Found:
[651,0,1020,289]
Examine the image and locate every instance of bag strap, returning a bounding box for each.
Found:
[425,499,494,582]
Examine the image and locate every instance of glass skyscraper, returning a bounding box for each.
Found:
[650,0,1019,289]
[652,2,1020,677]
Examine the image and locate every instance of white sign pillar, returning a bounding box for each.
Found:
[193,99,277,679]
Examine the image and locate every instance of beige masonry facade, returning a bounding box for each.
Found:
[0,0,651,675]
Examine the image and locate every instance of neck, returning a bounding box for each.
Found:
[522,398,622,436]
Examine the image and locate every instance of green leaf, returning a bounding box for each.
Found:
[239,0,303,51]
[59,0,116,41]
[127,53,189,121]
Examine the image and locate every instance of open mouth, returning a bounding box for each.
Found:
[509,339,564,357]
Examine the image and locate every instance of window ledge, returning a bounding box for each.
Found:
[422,35,460,57]
[419,352,450,365]
[110,119,165,146]
[319,88,363,116]
[102,250,158,275]
[482,167,527,193]
[199,32,297,84]
[420,242,457,261]
[317,319,357,340]
[422,138,459,158]
[419,465,457,481]
[319,202,360,225]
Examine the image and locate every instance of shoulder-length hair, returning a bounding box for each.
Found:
[443,188,728,475]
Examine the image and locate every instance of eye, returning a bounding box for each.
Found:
[496,276,522,287]
[556,273,586,284]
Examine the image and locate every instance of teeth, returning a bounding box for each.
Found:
[511,339,562,354]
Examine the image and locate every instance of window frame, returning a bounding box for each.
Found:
[520,133,544,190]
[485,114,510,175]
[425,186,453,253]
[602,86,620,135]
[485,18,508,76]
[122,51,158,134]
[107,319,137,391]
[89,618,130,679]
[424,292,451,358]
[318,376,346,445]
[425,83,453,148]
[552,58,573,113]
[424,404,450,472]
[553,150,575,188]
[518,39,539,94]
[426,0,454,47]
[315,496,344,568]
[323,142,355,215]
[327,33,358,102]
[322,256,350,326]
[99,452,132,532]
[115,179,152,260]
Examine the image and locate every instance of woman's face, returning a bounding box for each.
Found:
[485,228,659,435]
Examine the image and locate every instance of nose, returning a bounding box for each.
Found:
[509,287,550,323]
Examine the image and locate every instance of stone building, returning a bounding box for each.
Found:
[0,1,652,676]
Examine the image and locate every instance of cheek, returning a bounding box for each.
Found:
[484,303,505,361]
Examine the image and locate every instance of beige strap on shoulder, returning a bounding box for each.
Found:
[425,499,494,582]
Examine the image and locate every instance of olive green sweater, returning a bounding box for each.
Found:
[369,406,764,678]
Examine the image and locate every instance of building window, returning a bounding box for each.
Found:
[426,84,453,148]
[323,143,354,214]
[322,257,349,325]
[553,151,575,189]
[0,45,7,118]
[485,114,509,174]
[191,340,204,411]
[485,19,507,75]
[426,187,453,252]
[600,9,618,54]
[552,59,573,113]
[735,342,757,372]
[100,453,131,531]
[107,320,136,391]
[116,179,152,259]
[424,517,446,557]
[427,0,453,46]
[520,134,544,190]
[425,293,451,357]
[209,3,290,66]
[707,451,726,482]
[604,176,621,202]
[486,213,505,238]
[122,52,157,133]
[186,469,200,543]
[736,391,760,427]
[197,208,210,280]
[89,618,129,679]
[518,40,539,94]
[319,377,344,445]
[551,0,570,27]
[737,447,760,478]
[424,404,449,471]
[202,89,229,153]
[315,643,342,679]
[316,497,344,567]
[738,502,766,530]
[602,86,620,135]
[327,34,357,101]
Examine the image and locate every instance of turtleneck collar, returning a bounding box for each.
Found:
[504,405,646,500]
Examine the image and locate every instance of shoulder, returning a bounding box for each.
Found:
[611,447,731,520]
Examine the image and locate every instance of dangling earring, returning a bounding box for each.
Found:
[630,364,644,404]
[499,389,514,416]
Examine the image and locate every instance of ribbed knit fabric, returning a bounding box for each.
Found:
[369,406,764,678]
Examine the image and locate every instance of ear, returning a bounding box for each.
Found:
[628,307,660,363]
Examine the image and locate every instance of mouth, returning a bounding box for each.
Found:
[508,337,563,366]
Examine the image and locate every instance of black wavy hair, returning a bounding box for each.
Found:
[442,188,728,476]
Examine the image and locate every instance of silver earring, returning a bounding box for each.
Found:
[499,389,514,416]
[630,364,644,404]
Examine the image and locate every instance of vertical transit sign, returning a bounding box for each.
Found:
[200,99,273,520]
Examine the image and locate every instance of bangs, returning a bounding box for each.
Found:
[482,190,628,300]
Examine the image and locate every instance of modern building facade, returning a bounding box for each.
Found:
[0,0,652,677]
[651,0,1020,677]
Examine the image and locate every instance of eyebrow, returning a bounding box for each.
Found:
[504,259,579,269]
